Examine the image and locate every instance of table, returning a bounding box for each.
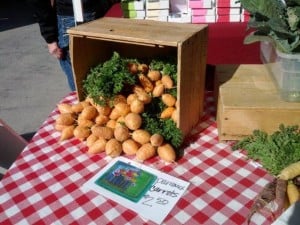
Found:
[0,92,273,225]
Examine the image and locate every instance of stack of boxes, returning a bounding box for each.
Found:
[215,0,241,22]
[121,0,170,21]
[146,0,170,21]
[121,0,250,23]
[168,0,191,23]
[189,0,216,23]
[121,0,145,19]
[241,8,250,22]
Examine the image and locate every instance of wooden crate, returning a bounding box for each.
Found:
[213,64,239,107]
[217,64,300,141]
[67,17,208,137]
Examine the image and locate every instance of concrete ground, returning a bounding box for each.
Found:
[0,0,69,136]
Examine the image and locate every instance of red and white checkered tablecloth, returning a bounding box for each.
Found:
[0,92,274,225]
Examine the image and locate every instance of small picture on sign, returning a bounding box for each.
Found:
[94,160,157,202]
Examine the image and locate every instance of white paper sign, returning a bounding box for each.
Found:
[84,157,190,224]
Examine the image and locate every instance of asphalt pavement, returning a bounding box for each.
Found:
[0,0,69,137]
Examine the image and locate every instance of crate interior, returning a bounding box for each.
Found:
[71,36,177,99]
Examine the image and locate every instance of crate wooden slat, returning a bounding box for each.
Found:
[68,17,206,46]
[67,17,208,137]
[217,64,300,141]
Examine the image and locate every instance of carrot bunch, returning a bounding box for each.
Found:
[279,161,300,206]
[247,161,300,224]
[54,61,179,163]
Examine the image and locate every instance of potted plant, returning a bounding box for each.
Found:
[239,0,300,102]
[239,0,300,53]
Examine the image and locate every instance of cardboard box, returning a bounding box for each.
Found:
[145,15,168,21]
[216,0,240,7]
[67,17,208,137]
[216,14,240,22]
[168,12,192,23]
[123,9,146,19]
[146,0,169,9]
[121,1,145,10]
[189,0,214,9]
[217,64,300,141]
[216,7,241,15]
[192,15,216,23]
[192,7,216,16]
[146,9,169,16]
[240,9,250,22]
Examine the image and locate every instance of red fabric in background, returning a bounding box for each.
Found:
[105,3,262,65]
[105,2,123,17]
[207,22,261,64]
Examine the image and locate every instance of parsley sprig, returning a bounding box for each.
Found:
[83,52,137,105]
[141,97,183,149]
[232,124,300,175]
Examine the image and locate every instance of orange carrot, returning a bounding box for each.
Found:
[122,139,140,155]
[88,138,107,154]
[279,161,300,180]
[57,103,73,114]
[136,143,156,161]
[287,180,300,205]
[274,178,288,218]
[157,143,176,163]
[105,139,122,158]
[60,125,75,141]
[56,113,75,126]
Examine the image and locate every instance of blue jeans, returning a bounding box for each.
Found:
[57,13,96,91]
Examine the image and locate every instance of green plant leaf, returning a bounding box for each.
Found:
[83,52,137,105]
[239,0,262,13]
[287,6,300,30]
[269,31,300,53]
[285,0,300,6]
[247,17,270,32]
[241,0,300,53]
[240,0,286,18]
[243,32,273,44]
[232,124,300,176]
[268,18,290,34]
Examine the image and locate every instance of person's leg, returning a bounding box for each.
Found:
[59,49,75,91]
[57,15,76,91]
[57,13,97,92]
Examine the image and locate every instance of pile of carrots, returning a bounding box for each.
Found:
[54,62,178,163]
[247,161,300,224]
[279,161,300,206]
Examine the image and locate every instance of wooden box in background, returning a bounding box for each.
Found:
[217,64,300,141]
[213,64,239,107]
[67,17,208,137]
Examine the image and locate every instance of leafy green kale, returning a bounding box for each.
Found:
[238,0,300,53]
[141,97,183,149]
[141,114,183,150]
[232,124,300,175]
[83,52,137,105]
